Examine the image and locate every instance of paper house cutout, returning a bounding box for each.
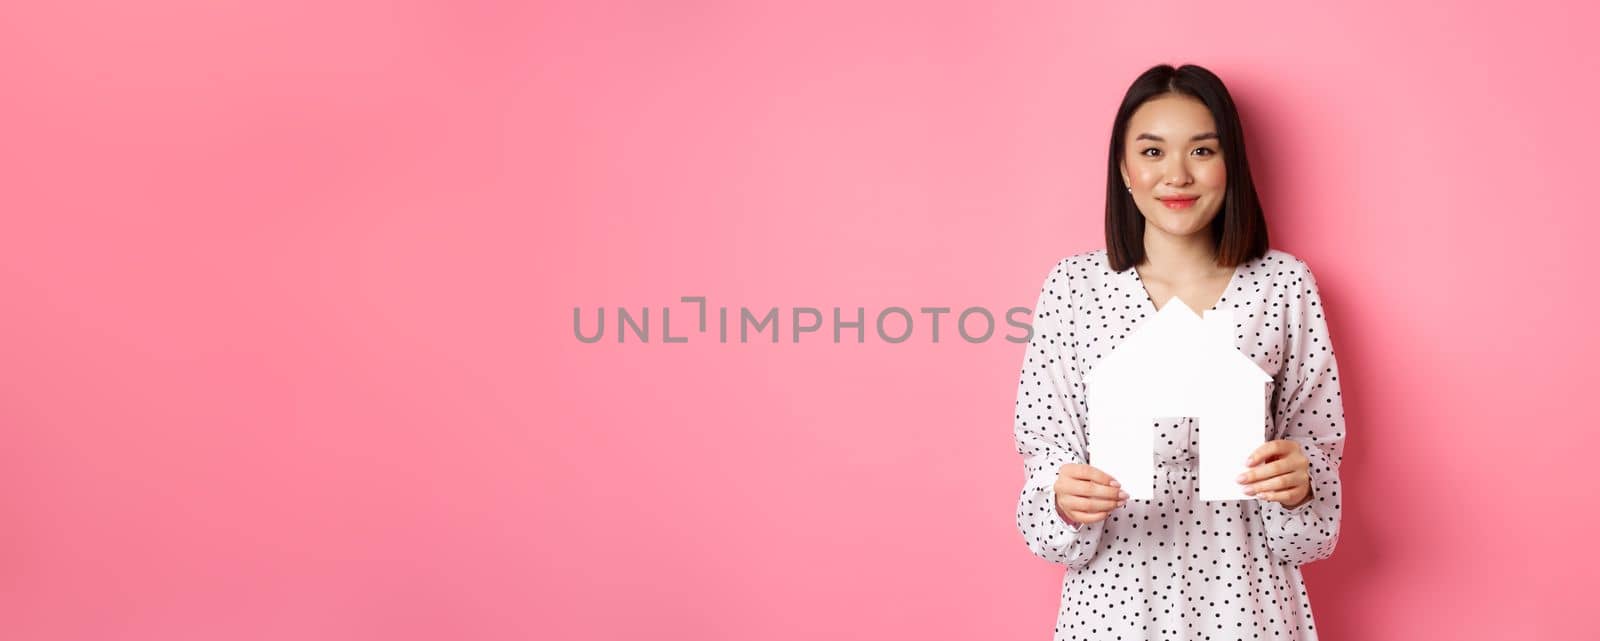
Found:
[1083,297,1271,501]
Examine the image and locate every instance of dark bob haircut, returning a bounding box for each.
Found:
[1104,64,1268,272]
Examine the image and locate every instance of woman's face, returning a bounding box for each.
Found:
[1120,94,1227,241]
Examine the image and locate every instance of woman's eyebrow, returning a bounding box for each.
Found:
[1134,132,1220,142]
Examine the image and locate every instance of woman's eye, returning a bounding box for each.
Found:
[1141,148,1161,157]
[1193,147,1217,157]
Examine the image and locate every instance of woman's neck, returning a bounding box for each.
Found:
[1139,226,1222,280]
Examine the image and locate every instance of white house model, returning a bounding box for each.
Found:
[1083,296,1271,501]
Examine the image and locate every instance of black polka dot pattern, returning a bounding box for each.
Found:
[1012,248,1346,640]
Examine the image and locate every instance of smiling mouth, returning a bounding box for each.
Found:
[1158,197,1198,210]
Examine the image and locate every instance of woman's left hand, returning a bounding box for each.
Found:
[1239,439,1312,508]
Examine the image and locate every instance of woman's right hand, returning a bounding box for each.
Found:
[1053,463,1128,526]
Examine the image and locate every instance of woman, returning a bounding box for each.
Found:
[1012,63,1346,640]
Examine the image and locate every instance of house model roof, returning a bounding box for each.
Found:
[1084,296,1271,386]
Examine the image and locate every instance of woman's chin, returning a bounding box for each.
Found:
[1147,219,1214,240]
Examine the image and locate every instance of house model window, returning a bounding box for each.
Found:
[1083,296,1271,501]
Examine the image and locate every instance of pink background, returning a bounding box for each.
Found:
[3,2,1596,639]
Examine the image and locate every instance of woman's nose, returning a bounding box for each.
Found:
[1163,164,1192,186]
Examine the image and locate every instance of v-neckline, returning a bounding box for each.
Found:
[1128,257,1245,318]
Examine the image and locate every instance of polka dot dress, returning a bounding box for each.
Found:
[1013,248,1345,640]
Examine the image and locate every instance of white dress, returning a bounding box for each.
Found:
[1012,248,1346,640]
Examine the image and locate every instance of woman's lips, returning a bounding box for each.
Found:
[1159,197,1198,210]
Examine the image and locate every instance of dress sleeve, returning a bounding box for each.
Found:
[1013,258,1107,570]
[1260,258,1347,567]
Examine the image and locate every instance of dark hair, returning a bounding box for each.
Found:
[1104,64,1268,272]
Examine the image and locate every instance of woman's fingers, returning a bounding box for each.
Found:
[1063,495,1120,514]
[1240,444,1310,502]
[1068,478,1126,502]
[1056,464,1126,511]
[1246,439,1290,466]
[1246,438,1305,466]
[1063,463,1120,488]
[1063,465,1126,500]
[1054,464,1128,522]
[1244,470,1308,495]
[1238,454,1306,485]
[1061,480,1127,516]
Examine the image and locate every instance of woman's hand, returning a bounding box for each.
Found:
[1054,463,1128,526]
[1240,439,1312,508]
